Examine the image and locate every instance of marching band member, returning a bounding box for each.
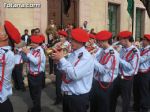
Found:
[39,34,46,89]
[12,41,26,91]
[58,31,72,53]
[86,33,99,56]
[110,31,140,112]
[22,35,46,112]
[53,30,71,105]
[138,34,150,112]
[0,20,21,112]
[51,28,94,112]
[90,30,119,112]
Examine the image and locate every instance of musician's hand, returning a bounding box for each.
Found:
[51,48,64,61]
[22,47,30,54]
[54,42,62,48]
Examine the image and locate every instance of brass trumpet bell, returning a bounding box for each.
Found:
[45,48,54,55]
[45,47,69,57]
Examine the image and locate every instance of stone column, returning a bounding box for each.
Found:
[0,1,5,26]
[33,0,47,36]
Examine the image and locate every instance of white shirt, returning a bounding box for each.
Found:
[58,46,94,95]
[0,46,15,103]
[27,46,46,72]
[139,45,150,73]
[25,35,29,44]
[119,45,140,76]
[94,46,120,82]
[14,49,23,65]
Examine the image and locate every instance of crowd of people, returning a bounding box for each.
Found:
[0,20,150,112]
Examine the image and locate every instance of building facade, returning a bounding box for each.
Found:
[0,0,150,39]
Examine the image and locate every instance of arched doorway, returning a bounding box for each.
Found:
[47,0,79,28]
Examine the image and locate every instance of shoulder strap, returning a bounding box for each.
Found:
[0,54,6,92]
[126,48,137,62]
[141,48,150,56]
[62,52,83,84]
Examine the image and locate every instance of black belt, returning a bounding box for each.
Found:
[118,74,133,80]
[29,72,43,77]
[62,91,74,96]
[62,91,89,96]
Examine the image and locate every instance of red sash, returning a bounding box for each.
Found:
[0,54,6,92]
[140,49,150,56]
[62,53,83,84]
[28,50,41,76]
[120,48,139,80]
[97,52,116,89]
[139,48,150,73]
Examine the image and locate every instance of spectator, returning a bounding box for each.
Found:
[21,29,30,45]
[31,29,36,36]
[34,28,41,35]
[90,28,96,35]
[82,21,89,32]
[46,20,57,44]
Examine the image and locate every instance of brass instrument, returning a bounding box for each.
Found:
[45,42,69,57]
[86,42,98,54]
[45,47,54,55]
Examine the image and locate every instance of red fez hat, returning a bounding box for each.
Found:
[118,31,132,39]
[30,35,43,44]
[71,28,89,42]
[4,21,21,44]
[89,34,95,39]
[96,30,112,41]
[58,31,68,37]
[40,35,45,41]
[144,34,150,41]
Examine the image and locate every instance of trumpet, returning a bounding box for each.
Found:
[45,47,54,55]
[45,43,69,57]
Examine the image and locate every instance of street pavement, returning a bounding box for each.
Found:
[10,84,62,112]
[10,82,150,112]
[9,62,150,112]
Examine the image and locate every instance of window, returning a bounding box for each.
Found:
[108,3,120,36]
[135,8,145,38]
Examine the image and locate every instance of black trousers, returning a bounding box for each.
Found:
[110,76,133,112]
[0,99,13,112]
[90,79,113,112]
[54,64,62,102]
[63,93,89,112]
[28,72,43,112]
[132,74,141,110]
[49,57,53,74]
[42,72,46,88]
[139,72,150,112]
[12,63,25,90]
